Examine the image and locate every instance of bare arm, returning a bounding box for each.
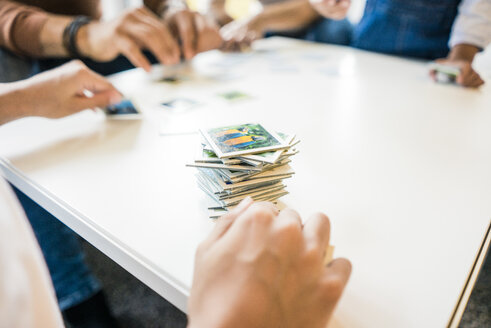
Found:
[0,61,121,125]
[0,82,30,124]
[0,1,72,57]
[254,0,320,34]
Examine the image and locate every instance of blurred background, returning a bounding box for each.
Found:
[101,0,366,22]
[99,0,490,77]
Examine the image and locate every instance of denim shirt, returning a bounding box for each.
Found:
[352,0,462,59]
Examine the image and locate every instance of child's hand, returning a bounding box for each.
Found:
[430,58,484,88]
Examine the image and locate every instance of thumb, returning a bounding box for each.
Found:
[75,90,122,111]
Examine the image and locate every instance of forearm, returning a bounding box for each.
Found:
[253,0,319,33]
[0,1,74,57]
[448,44,480,62]
[0,82,32,125]
[39,15,72,57]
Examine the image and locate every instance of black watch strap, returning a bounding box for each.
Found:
[62,16,91,58]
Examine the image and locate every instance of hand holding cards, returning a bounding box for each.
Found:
[187,123,299,218]
[429,63,460,84]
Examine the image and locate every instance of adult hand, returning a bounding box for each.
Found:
[430,58,485,88]
[309,0,351,20]
[165,9,223,60]
[188,199,351,328]
[220,17,263,52]
[21,60,121,119]
[77,7,180,72]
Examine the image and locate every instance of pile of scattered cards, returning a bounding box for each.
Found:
[187,123,299,219]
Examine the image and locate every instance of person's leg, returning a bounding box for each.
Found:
[0,48,38,82]
[10,186,102,310]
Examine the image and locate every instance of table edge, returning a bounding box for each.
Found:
[0,157,191,313]
[447,219,491,328]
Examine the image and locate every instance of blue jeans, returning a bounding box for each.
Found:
[0,48,38,82]
[1,47,101,310]
[352,0,461,59]
[266,18,352,47]
[12,185,101,310]
[295,0,461,60]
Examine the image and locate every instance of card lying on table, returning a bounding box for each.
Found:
[188,123,300,218]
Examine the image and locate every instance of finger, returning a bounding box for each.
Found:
[325,258,352,284]
[117,36,152,72]
[276,207,302,228]
[321,258,352,304]
[466,72,485,88]
[174,11,197,60]
[203,197,254,245]
[75,90,122,111]
[303,212,331,257]
[456,70,474,86]
[80,67,121,95]
[132,9,181,64]
[271,208,304,252]
[429,69,437,81]
[159,25,181,64]
[130,25,179,65]
[195,14,223,53]
[231,201,278,230]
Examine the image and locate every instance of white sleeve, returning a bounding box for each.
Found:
[0,180,64,328]
[449,0,491,49]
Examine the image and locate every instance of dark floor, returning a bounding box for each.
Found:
[82,240,490,327]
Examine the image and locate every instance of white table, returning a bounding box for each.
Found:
[1,38,490,328]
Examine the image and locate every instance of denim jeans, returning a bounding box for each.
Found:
[0,48,38,82]
[266,18,353,47]
[11,186,101,310]
[352,0,461,59]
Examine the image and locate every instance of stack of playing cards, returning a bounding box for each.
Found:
[187,123,299,219]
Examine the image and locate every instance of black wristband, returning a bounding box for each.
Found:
[62,16,91,58]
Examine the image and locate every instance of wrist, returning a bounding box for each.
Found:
[75,23,93,58]
[248,14,265,34]
[63,16,93,58]
[448,44,480,63]
[39,15,72,56]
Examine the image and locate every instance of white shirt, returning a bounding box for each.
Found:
[0,179,64,328]
[450,0,491,49]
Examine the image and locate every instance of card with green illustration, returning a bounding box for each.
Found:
[200,123,288,158]
[217,91,251,101]
[239,133,294,164]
